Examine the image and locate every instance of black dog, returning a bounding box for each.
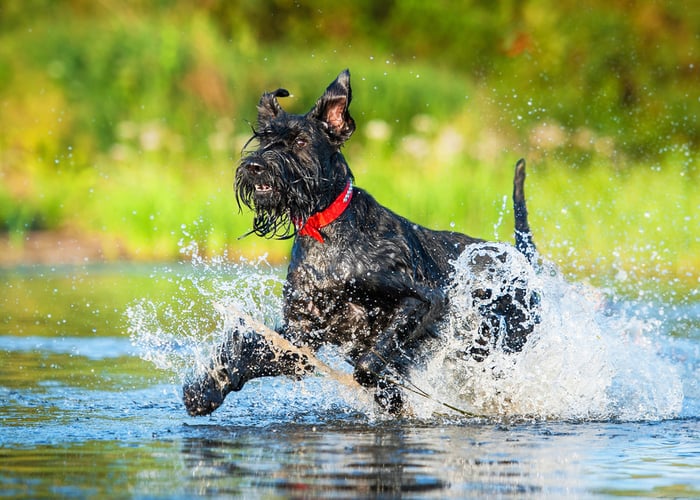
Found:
[183,70,540,416]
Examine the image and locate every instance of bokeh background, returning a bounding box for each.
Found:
[0,0,697,292]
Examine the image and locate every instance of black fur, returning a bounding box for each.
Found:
[183,70,540,416]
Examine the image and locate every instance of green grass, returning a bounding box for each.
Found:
[0,2,697,295]
[6,143,695,294]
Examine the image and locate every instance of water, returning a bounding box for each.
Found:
[1,257,699,498]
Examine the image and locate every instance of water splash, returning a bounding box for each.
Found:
[127,240,685,422]
[126,241,368,419]
[127,242,285,381]
[409,243,684,421]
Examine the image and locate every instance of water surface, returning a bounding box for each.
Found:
[1,263,699,498]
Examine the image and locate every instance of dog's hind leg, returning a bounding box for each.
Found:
[463,161,543,361]
[513,158,538,266]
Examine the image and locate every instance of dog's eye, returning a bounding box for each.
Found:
[294,137,308,149]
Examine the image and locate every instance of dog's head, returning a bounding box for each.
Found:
[235,70,356,239]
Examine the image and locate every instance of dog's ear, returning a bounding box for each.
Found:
[257,88,289,126]
[309,69,356,144]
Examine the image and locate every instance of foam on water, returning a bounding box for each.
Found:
[127,241,686,422]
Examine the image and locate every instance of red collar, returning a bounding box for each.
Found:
[296,179,353,243]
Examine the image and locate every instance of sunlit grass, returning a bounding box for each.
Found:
[0,6,697,294]
[7,139,695,295]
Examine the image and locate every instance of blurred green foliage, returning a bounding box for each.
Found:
[0,0,697,287]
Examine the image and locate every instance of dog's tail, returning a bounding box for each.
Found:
[513,158,538,266]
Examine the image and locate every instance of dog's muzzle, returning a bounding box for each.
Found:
[237,159,278,204]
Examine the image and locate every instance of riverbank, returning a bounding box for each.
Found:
[2,228,697,299]
[0,230,119,267]
[0,229,289,268]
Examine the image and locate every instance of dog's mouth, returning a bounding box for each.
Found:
[254,184,273,194]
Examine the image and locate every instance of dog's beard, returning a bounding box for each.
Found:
[250,202,296,241]
[235,178,295,240]
[235,158,330,240]
[251,210,296,240]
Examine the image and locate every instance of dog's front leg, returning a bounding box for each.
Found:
[182,326,313,416]
[354,287,446,413]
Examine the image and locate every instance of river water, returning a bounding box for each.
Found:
[1,259,698,498]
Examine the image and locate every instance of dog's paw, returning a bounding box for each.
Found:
[182,366,233,416]
[181,328,247,416]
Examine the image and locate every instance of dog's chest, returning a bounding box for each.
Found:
[284,246,393,346]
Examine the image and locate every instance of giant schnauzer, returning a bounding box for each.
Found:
[183,69,540,416]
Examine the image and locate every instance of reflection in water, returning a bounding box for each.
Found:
[173,420,700,498]
[174,423,584,497]
[180,426,450,497]
[4,416,700,498]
